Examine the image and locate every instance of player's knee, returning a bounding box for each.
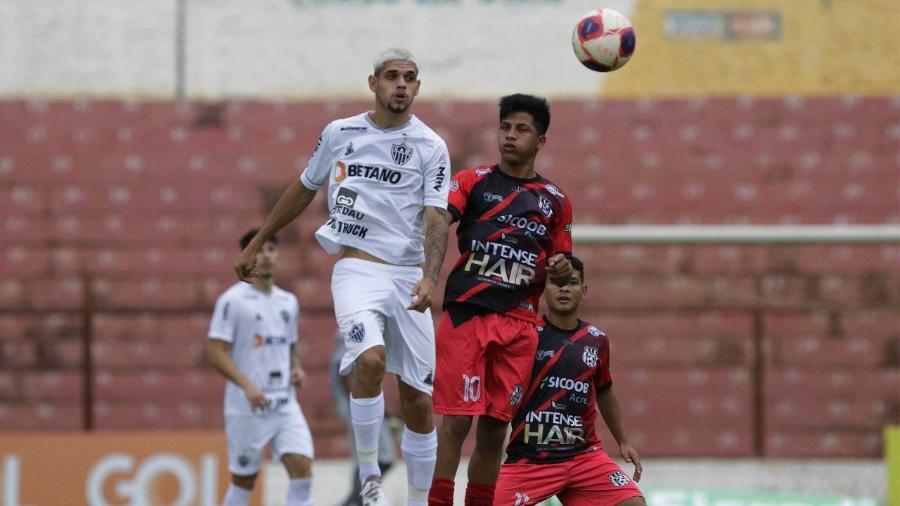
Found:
[282,454,312,478]
[400,389,431,416]
[441,415,473,442]
[355,348,387,379]
[231,473,257,489]
[475,417,508,451]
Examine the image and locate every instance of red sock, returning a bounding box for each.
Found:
[428,477,455,506]
[464,482,495,506]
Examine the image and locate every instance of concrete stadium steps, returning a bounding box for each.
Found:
[1,97,898,457]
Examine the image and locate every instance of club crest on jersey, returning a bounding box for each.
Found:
[280,310,290,324]
[391,142,413,166]
[344,142,354,156]
[348,323,365,343]
[450,180,460,192]
[510,384,524,405]
[582,346,599,368]
[538,196,554,217]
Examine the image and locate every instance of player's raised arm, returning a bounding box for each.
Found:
[234,181,317,282]
[597,384,642,482]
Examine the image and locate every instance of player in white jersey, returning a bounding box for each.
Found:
[234,48,451,506]
[209,229,314,506]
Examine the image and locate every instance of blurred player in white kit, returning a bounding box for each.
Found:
[209,229,314,506]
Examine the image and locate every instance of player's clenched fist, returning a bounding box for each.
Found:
[242,383,270,411]
[233,247,258,283]
[547,253,573,286]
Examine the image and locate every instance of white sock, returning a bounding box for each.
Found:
[222,483,252,506]
[286,477,312,506]
[350,392,385,484]
[401,427,437,506]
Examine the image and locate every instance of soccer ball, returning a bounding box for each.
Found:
[572,8,636,72]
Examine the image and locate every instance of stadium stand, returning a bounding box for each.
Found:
[0,96,898,458]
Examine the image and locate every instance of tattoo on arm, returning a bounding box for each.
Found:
[423,207,450,282]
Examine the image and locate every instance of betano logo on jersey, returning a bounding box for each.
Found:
[254,334,290,348]
[522,410,585,446]
[334,162,402,185]
[464,240,537,286]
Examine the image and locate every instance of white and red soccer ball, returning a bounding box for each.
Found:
[572,8,636,72]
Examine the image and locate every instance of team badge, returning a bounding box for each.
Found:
[280,310,290,324]
[424,370,434,386]
[238,455,251,467]
[582,346,599,367]
[510,384,524,405]
[538,196,554,217]
[391,142,414,166]
[609,471,631,487]
[349,323,366,343]
[450,180,460,192]
[344,142,354,156]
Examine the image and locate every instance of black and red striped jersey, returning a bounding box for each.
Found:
[443,165,573,323]
[505,316,612,464]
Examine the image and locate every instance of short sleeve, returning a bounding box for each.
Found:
[423,140,450,209]
[447,168,478,221]
[551,194,573,256]
[289,296,300,344]
[594,337,612,390]
[299,123,336,191]
[208,293,237,343]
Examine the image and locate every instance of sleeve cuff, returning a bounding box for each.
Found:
[424,198,448,209]
[299,172,322,191]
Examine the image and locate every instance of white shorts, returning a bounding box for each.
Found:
[332,258,436,395]
[225,403,314,475]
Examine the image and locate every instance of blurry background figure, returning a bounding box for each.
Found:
[330,329,398,506]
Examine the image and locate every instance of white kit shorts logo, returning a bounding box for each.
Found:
[348,323,365,343]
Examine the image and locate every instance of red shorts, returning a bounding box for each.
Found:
[433,309,538,422]
[494,450,643,506]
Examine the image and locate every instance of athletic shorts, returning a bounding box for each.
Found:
[225,403,314,475]
[494,450,643,506]
[332,258,436,395]
[433,305,538,422]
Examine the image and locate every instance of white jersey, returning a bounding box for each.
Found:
[299,112,450,265]
[208,282,300,416]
